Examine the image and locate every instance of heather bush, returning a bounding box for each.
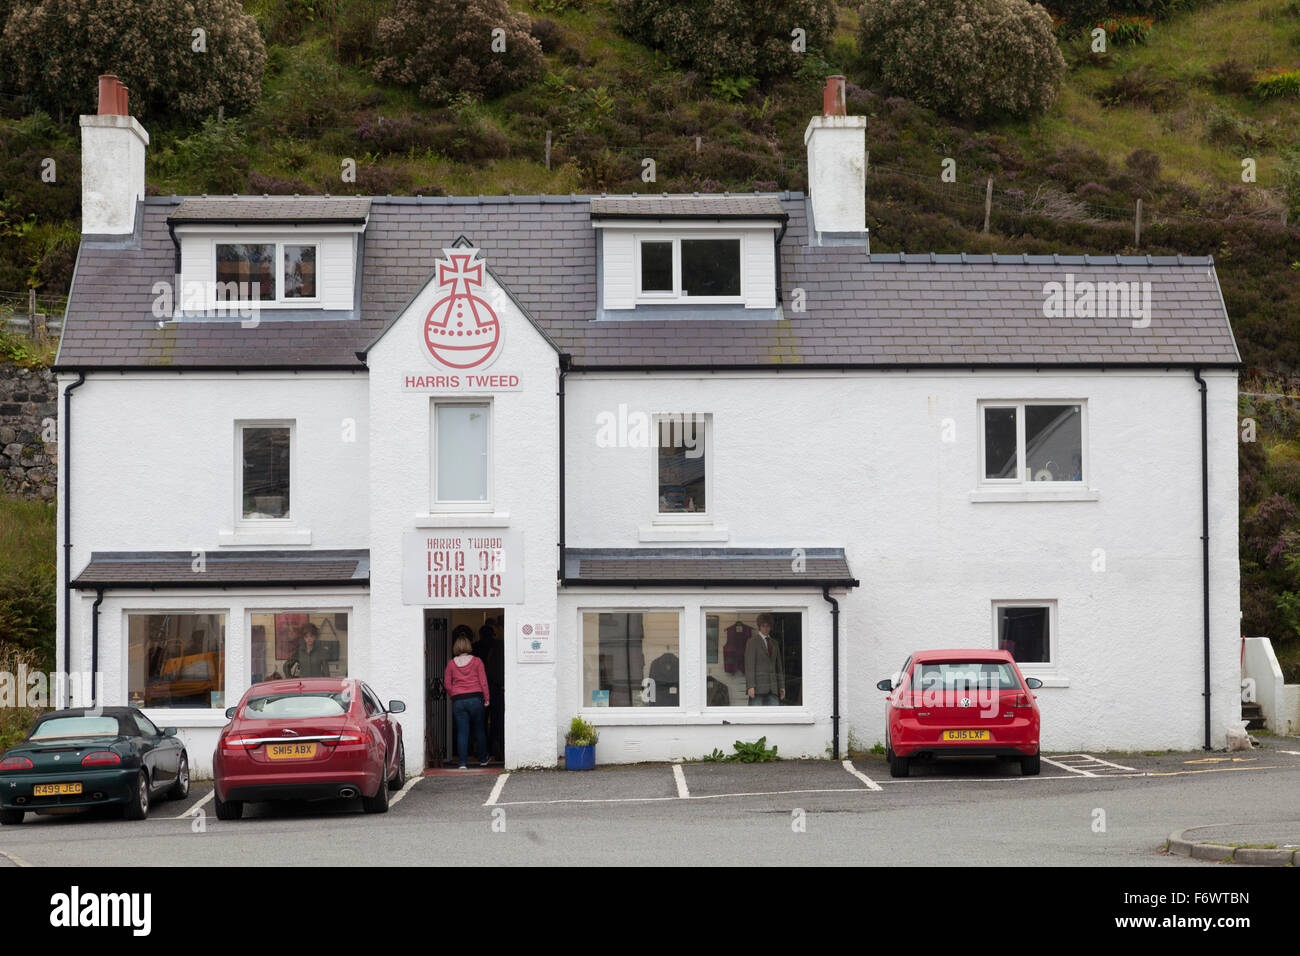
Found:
[1097,66,1181,110]
[1206,58,1255,95]
[612,0,836,81]
[373,0,544,103]
[858,0,1065,120]
[0,0,266,122]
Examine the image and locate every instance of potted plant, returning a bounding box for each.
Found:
[564,716,598,770]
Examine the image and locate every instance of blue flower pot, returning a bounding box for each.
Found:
[565,744,595,770]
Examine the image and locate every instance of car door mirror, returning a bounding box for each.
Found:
[1025,677,1043,690]
[388,700,406,714]
[224,707,237,719]
[876,678,893,692]
[161,727,178,737]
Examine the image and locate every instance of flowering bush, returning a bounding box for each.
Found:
[612,0,837,81]
[1253,68,1300,100]
[373,0,544,104]
[1098,14,1154,45]
[858,0,1065,120]
[0,0,266,122]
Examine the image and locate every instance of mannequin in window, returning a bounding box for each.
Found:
[289,623,329,678]
[744,613,785,706]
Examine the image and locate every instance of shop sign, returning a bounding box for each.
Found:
[401,530,523,605]
[516,620,554,663]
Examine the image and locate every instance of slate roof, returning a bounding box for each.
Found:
[168,197,371,224]
[55,192,1241,370]
[589,195,788,219]
[71,550,370,588]
[563,547,858,587]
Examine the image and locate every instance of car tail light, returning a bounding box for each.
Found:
[221,733,261,753]
[1008,693,1032,708]
[330,729,367,746]
[894,690,917,709]
[0,756,33,771]
[81,751,121,766]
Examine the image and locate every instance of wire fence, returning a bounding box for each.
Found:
[0,290,64,337]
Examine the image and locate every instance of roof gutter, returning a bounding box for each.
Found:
[559,577,860,589]
[62,372,86,708]
[71,579,372,591]
[564,361,1245,374]
[51,364,367,374]
[1193,368,1212,750]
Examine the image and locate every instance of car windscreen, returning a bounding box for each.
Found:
[30,716,121,738]
[241,691,350,719]
[912,662,1021,691]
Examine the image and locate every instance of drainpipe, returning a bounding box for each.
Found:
[1193,369,1211,750]
[91,588,104,707]
[62,372,86,708]
[557,353,570,581]
[822,587,841,759]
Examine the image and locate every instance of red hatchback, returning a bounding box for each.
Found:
[878,650,1042,778]
[213,679,406,820]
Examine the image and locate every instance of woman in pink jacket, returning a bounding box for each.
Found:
[444,632,491,769]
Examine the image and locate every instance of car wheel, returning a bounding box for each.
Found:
[0,808,24,826]
[362,758,390,814]
[889,753,910,778]
[1021,752,1041,776]
[388,740,405,791]
[214,792,243,820]
[123,771,150,821]
[167,753,190,800]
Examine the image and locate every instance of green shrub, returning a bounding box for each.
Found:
[152,118,251,194]
[0,644,48,752]
[1253,69,1300,100]
[858,0,1065,120]
[731,736,780,762]
[565,715,598,746]
[613,0,837,81]
[1280,144,1300,220]
[373,0,544,103]
[0,0,266,123]
[1098,14,1154,44]
[0,499,56,672]
[1204,103,1271,151]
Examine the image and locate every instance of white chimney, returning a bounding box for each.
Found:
[80,75,149,236]
[804,75,866,236]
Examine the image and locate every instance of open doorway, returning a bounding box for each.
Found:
[424,608,505,768]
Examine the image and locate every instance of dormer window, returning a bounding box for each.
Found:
[591,195,787,315]
[638,237,742,302]
[216,242,318,304]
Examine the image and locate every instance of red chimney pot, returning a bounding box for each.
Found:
[823,75,846,117]
[97,74,129,117]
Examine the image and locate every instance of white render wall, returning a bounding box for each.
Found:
[366,264,561,773]
[562,368,1240,756]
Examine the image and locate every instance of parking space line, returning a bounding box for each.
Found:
[0,848,33,867]
[842,759,883,791]
[388,774,423,809]
[494,787,875,808]
[175,789,214,819]
[1041,756,1097,776]
[484,772,510,806]
[1082,755,1136,771]
[673,764,690,798]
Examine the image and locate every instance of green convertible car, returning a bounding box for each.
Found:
[0,707,190,824]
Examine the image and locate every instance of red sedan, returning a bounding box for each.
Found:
[878,649,1042,778]
[213,678,406,820]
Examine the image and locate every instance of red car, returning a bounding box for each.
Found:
[213,678,406,820]
[878,650,1042,778]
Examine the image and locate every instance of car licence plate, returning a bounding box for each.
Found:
[941,730,991,741]
[34,782,82,796]
[267,743,318,760]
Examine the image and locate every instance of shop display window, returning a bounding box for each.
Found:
[581,611,680,707]
[705,610,803,707]
[127,613,226,708]
[250,611,349,683]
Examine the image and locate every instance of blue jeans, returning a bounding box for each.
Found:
[453,696,489,765]
[749,693,780,706]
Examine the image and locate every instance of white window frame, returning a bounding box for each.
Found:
[235,420,295,528]
[634,235,744,304]
[214,238,322,307]
[700,607,808,711]
[577,608,684,713]
[991,600,1057,672]
[124,609,229,713]
[977,400,1087,487]
[652,412,711,521]
[431,399,493,512]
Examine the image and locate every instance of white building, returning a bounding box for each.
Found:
[55,75,1242,775]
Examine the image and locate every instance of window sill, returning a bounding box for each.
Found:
[579,709,817,726]
[414,512,510,528]
[137,709,231,728]
[969,487,1099,504]
[638,523,730,543]
[218,528,312,546]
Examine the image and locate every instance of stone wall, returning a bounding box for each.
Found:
[0,364,57,501]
